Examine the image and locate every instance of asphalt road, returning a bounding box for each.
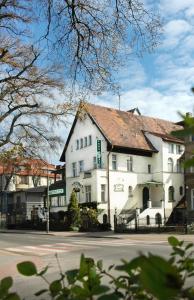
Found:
[0,232,191,299]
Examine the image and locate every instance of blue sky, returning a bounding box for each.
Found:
[88,0,194,122]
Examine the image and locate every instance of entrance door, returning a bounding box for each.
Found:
[143,187,149,210]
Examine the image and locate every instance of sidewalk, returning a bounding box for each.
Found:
[0,229,194,242]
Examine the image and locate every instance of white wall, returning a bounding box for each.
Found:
[65,116,185,227]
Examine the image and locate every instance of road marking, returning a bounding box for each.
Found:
[3,242,93,256]
[71,239,168,247]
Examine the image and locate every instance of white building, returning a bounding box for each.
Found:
[60,103,184,228]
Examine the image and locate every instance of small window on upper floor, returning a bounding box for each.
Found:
[112,154,117,170]
[79,160,84,173]
[88,135,92,145]
[80,138,83,148]
[168,143,174,153]
[148,164,151,174]
[76,139,79,150]
[176,144,181,154]
[84,137,87,147]
[127,156,133,172]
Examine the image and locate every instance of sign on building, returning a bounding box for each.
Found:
[96,139,102,168]
[48,189,64,196]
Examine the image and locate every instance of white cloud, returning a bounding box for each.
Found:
[164,19,191,37]
[160,0,194,15]
[162,19,192,49]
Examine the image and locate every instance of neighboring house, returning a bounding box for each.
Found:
[60,102,185,228]
[0,158,57,192]
[0,158,61,228]
[6,186,46,226]
[49,165,66,213]
[177,114,194,225]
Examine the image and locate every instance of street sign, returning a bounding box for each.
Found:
[48,189,64,196]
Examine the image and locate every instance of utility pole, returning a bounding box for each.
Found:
[46,167,50,233]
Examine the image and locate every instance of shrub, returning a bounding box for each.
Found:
[67,190,80,229]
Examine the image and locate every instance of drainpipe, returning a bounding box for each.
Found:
[162,184,166,225]
[107,146,113,224]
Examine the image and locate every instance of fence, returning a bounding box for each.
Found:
[114,215,188,234]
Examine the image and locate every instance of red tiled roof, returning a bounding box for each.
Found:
[60,102,183,161]
[0,158,59,178]
[85,103,183,151]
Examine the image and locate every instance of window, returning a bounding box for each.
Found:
[146,215,150,225]
[71,145,73,152]
[101,184,106,202]
[155,213,162,225]
[176,145,181,154]
[93,156,97,169]
[80,138,83,148]
[85,185,91,202]
[72,162,77,177]
[58,196,66,207]
[88,135,92,145]
[76,139,79,150]
[127,157,133,172]
[84,137,87,147]
[190,156,194,173]
[128,186,133,198]
[148,164,151,173]
[51,197,58,207]
[177,159,181,172]
[168,143,174,153]
[189,135,194,142]
[179,186,183,196]
[20,176,29,185]
[168,186,175,202]
[168,158,173,172]
[191,189,194,210]
[112,154,117,170]
[79,160,84,173]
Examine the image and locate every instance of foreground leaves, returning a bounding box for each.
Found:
[1,237,194,299]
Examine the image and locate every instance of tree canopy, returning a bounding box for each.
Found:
[0,0,161,158]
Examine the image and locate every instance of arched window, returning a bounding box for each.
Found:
[168,186,175,202]
[146,215,150,225]
[179,186,183,196]
[168,158,173,172]
[128,186,133,198]
[155,213,162,225]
